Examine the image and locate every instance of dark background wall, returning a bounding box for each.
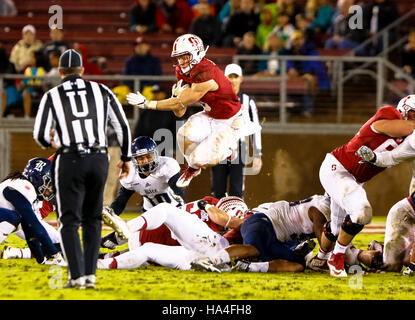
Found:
[12,132,412,216]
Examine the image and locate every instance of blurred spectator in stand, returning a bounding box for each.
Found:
[213,0,227,16]
[43,51,61,91]
[295,13,314,43]
[190,2,221,46]
[255,32,284,77]
[306,0,334,33]
[221,0,260,47]
[401,30,415,78]
[156,0,193,34]
[133,84,180,155]
[73,43,105,76]
[191,0,216,19]
[286,31,330,116]
[324,0,369,54]
[39,26,71,70]
[255,6,277,49]
[19,51,45,118]
[122,36,162,92]
[218,0,240,26]
[237,31,262,75]
[277,0,303,26]
[271,12,295,49]
[0,48,20,117]
[0,0,17,16]
[130,0,158,33]
[366,0,399,56]
[9,25,42,73]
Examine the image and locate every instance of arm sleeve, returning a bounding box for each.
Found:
[110,186,135,215]
[168,172,184,199]
[3,187,37,226]
[33,92,54,148]
[374,133,415,167]
[104,85,132,161]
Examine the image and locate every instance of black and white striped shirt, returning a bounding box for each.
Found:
[33,75,131,160]
[239,92,262,158]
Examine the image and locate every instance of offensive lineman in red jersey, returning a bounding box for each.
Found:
[314,96,415,277]
[126,34,260,187]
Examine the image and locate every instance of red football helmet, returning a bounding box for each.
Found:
[171,34,208,73]
[216,196,249,219]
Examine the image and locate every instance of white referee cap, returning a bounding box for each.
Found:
[224,63,243,77]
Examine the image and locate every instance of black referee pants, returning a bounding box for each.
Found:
[54,152,109,280]
[210,160,244,199]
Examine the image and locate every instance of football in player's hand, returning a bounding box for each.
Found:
[197,200,209,211]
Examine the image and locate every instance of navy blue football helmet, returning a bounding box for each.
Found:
[22,158,55,202]
[131,136,159,174]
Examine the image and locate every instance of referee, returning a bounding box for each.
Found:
[210,63,262,199]
[33,49,132,289]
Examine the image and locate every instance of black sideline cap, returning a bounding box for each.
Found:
[59,49,83,68]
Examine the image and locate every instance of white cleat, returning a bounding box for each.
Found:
[327,253,348,277]
[102,206,131,241]
[1,246,22,259]
[191,257,222,273]
[43,252,67,267]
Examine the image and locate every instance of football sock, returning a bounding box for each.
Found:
[247,262,269,273]
[317,247,330,260]
[0,221,16,244]
[333,240,348,255]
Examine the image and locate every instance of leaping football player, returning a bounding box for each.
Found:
[126,34,260,187]
[316,95,415,277]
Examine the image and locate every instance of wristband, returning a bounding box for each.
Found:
[148,100,157,110]
[369,153,377,163]
[224,213,232,228]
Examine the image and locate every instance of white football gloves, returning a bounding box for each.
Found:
[356,145,376,163]
[126,91,148,108]
[171,79,189,98]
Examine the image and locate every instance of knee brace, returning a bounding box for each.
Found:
[323,221,338,242]
[341,215,364,236]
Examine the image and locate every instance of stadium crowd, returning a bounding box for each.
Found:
[1,0,410,118]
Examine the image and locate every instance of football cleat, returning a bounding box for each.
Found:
[84,275,96,289]
[190,257,222,273]
[43,252,67,267]
[63,277,86,289]
[308,255,330,273]
[294,239,316,259]
[1,246,22,259]
[327,252,348,277]
[176,166,201,188]
[102,207,131,241]
[403,266,415,276]
[231,260,251,272]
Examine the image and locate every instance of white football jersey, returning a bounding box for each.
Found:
[120,156,181,211]
[262,195,331,242]
[0,178,37,211]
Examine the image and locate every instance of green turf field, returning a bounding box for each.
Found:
[0,215,414,300]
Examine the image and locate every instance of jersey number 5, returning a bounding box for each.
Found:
[373,138,399,153]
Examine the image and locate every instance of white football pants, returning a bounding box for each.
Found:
[319,153,372,235]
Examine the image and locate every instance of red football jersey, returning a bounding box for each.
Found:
[139,196,221,245]
[175,58,241,119]
[331,106,404,183]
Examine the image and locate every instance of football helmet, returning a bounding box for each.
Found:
[217,196,249,219]
[397,95,415,120]
[171,34,208,73]
[22,157,54,202]
[131,136,159,174]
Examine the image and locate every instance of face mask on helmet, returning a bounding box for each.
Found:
[397,95,415,120]
[216,196,249,219]
[171,34,209,73]
[23,158,55,202]
[131,136,159,174]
